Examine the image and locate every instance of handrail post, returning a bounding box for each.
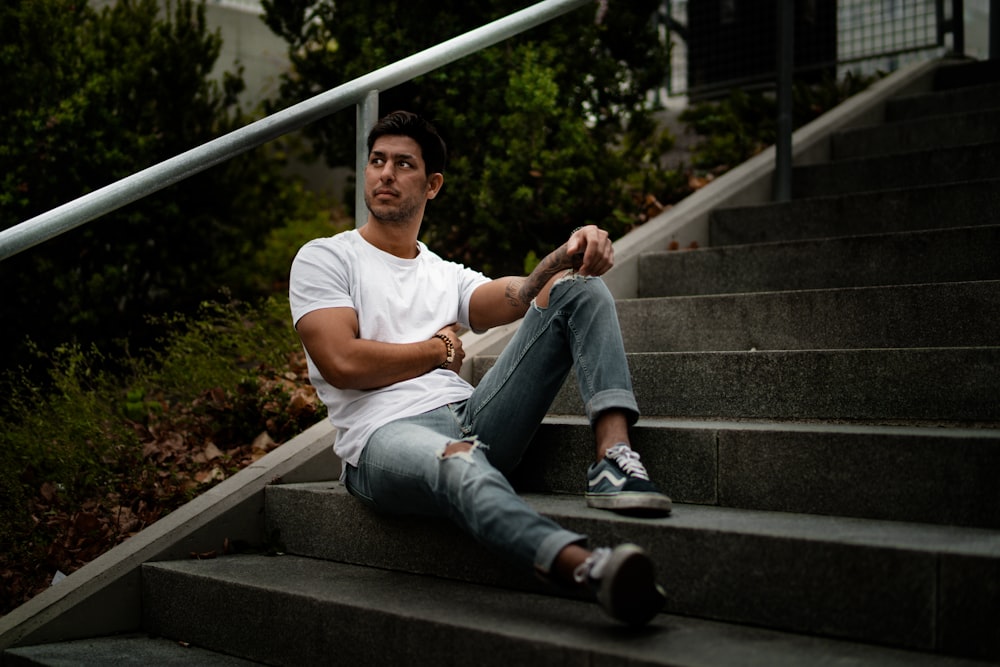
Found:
[774,0,794,202]
[952,0,965,55]
[990,0,998,59]
[940,0,966,54]
[355,90,380,228]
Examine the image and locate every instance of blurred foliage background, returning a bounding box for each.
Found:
[261,0,675,275]
[0,0,340,383]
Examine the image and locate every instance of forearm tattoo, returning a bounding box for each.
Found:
[504,279,524,307]
[516,245,570,305]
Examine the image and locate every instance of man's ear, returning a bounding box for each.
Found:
[426,172,444,200]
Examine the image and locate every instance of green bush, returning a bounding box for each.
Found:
[0,294,323,614]
[0,342,149,606]
[680,89,777,169]
[230,183,352,294]
[680,70,882,170]
[0,0,329,379]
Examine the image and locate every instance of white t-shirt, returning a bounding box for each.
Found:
[289,229,491,469]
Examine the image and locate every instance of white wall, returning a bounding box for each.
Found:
[203,1,288,112]
[201,1,350,204]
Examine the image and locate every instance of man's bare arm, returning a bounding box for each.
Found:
[469,225,613,331]
[296,307,462,390]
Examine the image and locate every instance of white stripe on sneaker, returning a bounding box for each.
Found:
[589,469,627,489]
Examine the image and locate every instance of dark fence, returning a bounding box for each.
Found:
[665,0,969,100]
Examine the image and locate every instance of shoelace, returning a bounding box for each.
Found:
[606,443,650,480]
[573,547,611,584]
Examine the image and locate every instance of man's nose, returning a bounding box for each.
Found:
[379,162,395,181]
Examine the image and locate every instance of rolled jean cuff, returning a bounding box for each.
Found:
[585,388,640,427]
[534,529,588,576]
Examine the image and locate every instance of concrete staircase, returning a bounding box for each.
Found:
[5,59,999,666]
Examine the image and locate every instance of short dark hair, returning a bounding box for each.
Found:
[367,111,447,175]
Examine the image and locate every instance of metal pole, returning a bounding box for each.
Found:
[774,0,794,202]
[355,91,379,229]
[952,0,965,56]
[991,0,999,59]
[937,0,946,45]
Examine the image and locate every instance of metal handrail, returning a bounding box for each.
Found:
[0,0,591,262]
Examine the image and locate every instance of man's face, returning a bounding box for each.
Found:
[364,135,441,224]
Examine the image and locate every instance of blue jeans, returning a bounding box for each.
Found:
[344,274,639,577]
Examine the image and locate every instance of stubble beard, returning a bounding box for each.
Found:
[364,191,423,225]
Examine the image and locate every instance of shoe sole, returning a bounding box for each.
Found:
[586,491,673,517]
[596,544,666,626]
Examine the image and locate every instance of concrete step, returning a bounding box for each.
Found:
[708,178,1000,245]
[620,281,1000,350]
[792,142,1000,197]
[137,552,990,666]
[472,347,1000,424]
[259,485,1000,660]
[886,82,1000,122]
[637,225,1000,296]
[831,108,1000,160]
[2,633,257,666]
[932,58,1000,91]
[510,417,1000,529]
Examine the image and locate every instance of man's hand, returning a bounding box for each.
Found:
[434,324,465,375]
[468,225,614,331]
[565,225,614,276]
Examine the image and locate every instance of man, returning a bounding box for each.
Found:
[290,111,671,626]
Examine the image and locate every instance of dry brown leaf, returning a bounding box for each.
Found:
[110,506,141,534]
[251,431,276,452]
[39,482,58,503]
[72,512,100,535]
[202,442,224,461]
[288,387,315,414]
[195,467,225,484]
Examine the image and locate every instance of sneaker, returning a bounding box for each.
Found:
[574,543,666,626]
[586,443,672,516]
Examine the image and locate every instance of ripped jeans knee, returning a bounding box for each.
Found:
[533,270,601,311]
[437,437,486,463]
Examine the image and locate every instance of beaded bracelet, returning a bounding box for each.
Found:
[433,333,455,368]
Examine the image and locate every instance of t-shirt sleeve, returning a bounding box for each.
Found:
[288,238,354,327]
[455,264,492,333]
